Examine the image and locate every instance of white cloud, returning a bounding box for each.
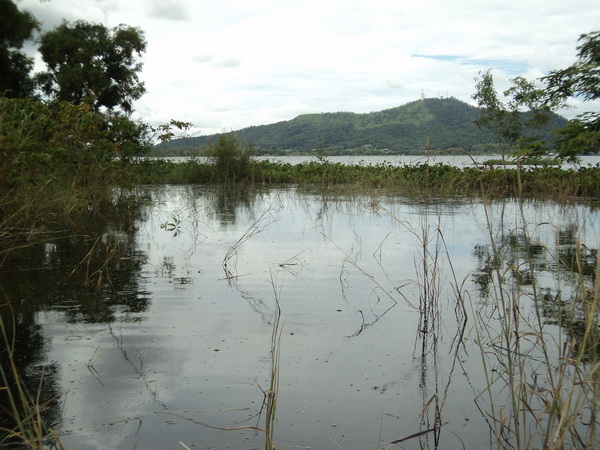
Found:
[212,58,241,69]
[17,0,600,132]
[145,0,190,21]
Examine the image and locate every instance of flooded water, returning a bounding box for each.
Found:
[1,185,599,449]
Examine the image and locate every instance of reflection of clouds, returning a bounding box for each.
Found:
[32,187,600,448]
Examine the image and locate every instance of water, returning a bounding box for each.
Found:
[1,186,599,449]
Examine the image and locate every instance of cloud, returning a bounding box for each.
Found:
[414,54,529,76]
[16,0,600,133]
[213,58,241,69]
[145,0,190,21]
[193,55,213,63]
[20,0,108,29]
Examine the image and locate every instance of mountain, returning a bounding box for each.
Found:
[153,97,567,155]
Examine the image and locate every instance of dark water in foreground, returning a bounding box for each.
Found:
[1,185,599,449]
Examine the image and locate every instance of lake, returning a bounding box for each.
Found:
[1,185,599,449]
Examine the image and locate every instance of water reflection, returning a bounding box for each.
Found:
[0,186,598,449]
[0,203,149,447]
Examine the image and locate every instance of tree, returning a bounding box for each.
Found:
[544,31,600,103]
[36,21,147,114]
[0,0,39,98]
[473,31,600,162]
[472,70,522,159]
[542,31,600,160]
[472,71,555,160]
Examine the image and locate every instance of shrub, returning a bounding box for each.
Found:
[204,134,256,182]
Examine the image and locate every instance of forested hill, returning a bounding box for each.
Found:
[154,97,567,155]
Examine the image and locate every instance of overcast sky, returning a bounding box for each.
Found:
[19,0,600,136]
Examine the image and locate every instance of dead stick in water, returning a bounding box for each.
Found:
[389,421,448,444]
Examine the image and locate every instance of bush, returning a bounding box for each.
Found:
[204,133,256,182]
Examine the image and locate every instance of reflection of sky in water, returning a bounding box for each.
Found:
[35,187,600,449]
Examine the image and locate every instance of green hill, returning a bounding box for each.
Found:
[153,97,567,156]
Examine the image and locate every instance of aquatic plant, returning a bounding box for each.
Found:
[204,133,257,183]
[462,171,600,448]
[0,298,63,449]
[128,157,600,200]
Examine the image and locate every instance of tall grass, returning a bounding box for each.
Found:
[463,166,600,449]
[0,296,63,449]
[263,271,283,450]
[129,156,600,199]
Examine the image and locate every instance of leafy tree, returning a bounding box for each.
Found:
[36,21,147,114]
[542,31,600,160]
[544,31,600,103]
[472,70,522,159]
[472,71,556,160]
[474,31,600,162]
[0,0,39,98]
[0,97,116,194]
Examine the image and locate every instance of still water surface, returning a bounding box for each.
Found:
[2,185,599,449]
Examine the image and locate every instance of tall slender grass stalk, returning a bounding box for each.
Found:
[222,207,278,279]
[264,270,283,450]
[0,296,63,449]
[469,166,600,448]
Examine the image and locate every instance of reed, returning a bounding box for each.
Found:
[128,157,600,199]
[465,167,600,448]
[0,296,63,449]
[222,207,278,280]
[264,271,283,450]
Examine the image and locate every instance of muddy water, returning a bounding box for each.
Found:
[1,185,598,449]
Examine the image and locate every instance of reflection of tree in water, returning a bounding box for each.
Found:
[557,224,598,277]
[1,228,149,323]
[205,184,261,225]
[0,207,149,445]
[471,221,599,359]
[0,307,62,448]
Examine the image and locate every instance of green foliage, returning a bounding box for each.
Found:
[543,31,600,160]
[552,113,600,161]
[0,97,151,232]
[474,31,600,162]
[1,98,107,189]
[472,70,556,160]
[544,31,600,103]
[204,134,256,182]
[36,21,147,114]
[151,119,193,144]
[0,97,152,185]
[0,0,39,98]
[129,157,600,200]
[510,137,549,162]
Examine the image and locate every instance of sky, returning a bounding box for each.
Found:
[18,0,600,137]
